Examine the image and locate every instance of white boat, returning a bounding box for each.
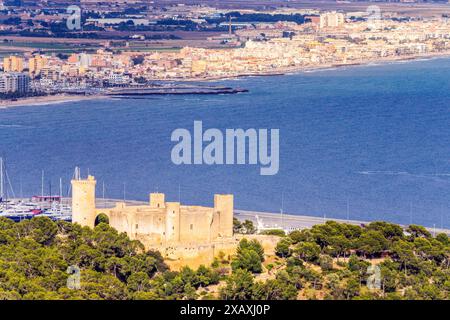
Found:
[0,158,72,221]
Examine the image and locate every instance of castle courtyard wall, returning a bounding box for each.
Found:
[151,235,280,271]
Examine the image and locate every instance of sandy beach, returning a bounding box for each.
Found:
[0,94,107,109]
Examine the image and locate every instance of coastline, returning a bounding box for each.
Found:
[175,51,450,82]
[184,52,450,82]
[235,210,450,236]
[0,94,108,109]
[1,51,450,109]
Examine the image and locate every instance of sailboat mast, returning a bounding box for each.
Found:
[41,170,44,197]
[59,177,63,211]
[280,191,284,231]
[102,181,106,208]
[0,157,3,201]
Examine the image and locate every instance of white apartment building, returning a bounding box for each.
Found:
[0,72,30,94]
[107,73,131,85]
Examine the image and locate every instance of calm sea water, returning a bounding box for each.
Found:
[1,58,450,228]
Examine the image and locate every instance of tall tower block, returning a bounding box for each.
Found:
[214,194,234,238]
[71,175,97,228]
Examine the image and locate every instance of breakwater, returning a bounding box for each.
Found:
[106,86,248,96]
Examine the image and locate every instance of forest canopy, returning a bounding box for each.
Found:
[0,216,450,300]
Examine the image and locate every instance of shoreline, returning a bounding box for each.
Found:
[0,94,108,109]
[235,210,450,236]
[174,51,450,82]
[1,51,450,109]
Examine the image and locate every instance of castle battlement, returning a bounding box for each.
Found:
[71,175,96,185]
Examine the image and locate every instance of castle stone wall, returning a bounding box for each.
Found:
[71,176,235,267]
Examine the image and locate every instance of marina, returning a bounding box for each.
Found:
[0,198,72,222]
[0,157,71,222]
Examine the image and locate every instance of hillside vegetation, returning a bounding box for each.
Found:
[0,216,449,300]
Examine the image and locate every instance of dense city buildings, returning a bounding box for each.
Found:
[2,14,450,96]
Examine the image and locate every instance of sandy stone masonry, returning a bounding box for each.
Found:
[71,175,238,269]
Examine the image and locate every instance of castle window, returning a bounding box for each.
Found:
[135,224,138,229]
[190,224,193,230]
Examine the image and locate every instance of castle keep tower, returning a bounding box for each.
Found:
[165,202,181,243]
[71,174,97,228]
[215,194,234,238]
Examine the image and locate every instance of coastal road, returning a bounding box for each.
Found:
[234,209,450,236]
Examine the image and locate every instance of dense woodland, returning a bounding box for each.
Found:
[0,216,449,300]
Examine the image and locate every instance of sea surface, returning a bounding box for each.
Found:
[1,57,450,228]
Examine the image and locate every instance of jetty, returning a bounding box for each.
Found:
[106,85,248,96]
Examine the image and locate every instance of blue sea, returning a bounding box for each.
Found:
[1,57,450,228]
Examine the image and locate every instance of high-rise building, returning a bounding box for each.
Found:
[319,12,345,29]
[0,72,30,94]
[28,55,48,77]
[3,56,24,72]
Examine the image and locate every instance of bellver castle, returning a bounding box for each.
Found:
[71,174,239,269]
